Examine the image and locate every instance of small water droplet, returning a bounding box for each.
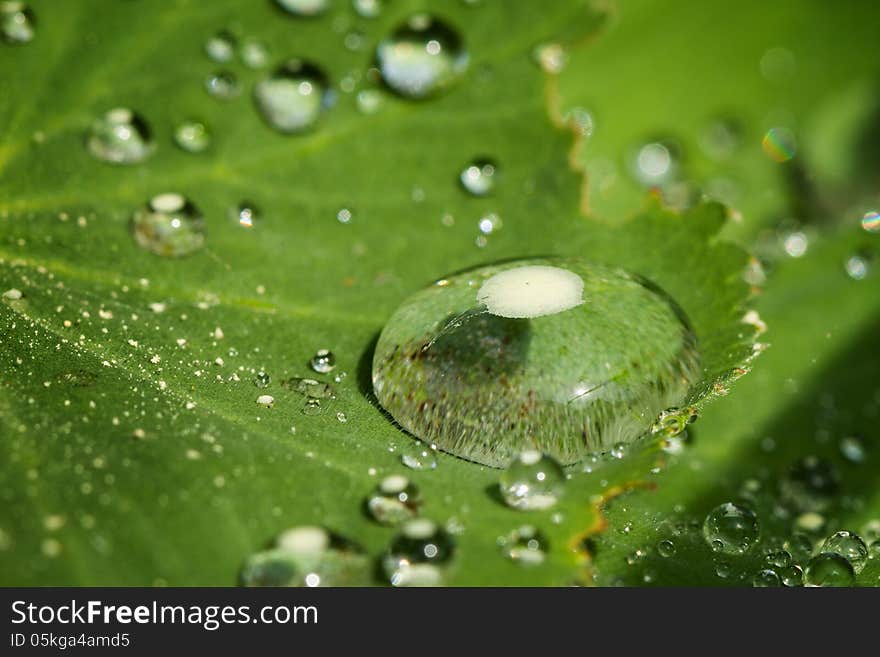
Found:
[839,434,866,462]
[130,193,205,257]
[204,30,236,63]
[336,207,353,224]
[499,450,565,511]
[283,376,335,399]
[302,399,323,416]
[173,119,212,153]
[371,259,700,466]
[782,230,809,258]
[401,447,437,471]
[861,210,880,233]
[762,127,797,162]
[256,394,275,407]
[335,411,347,423]
[377,14,469,99]
[253,371,271,388]
[205,71,241,99]
[804,553,855,587]
[532,42,567,74]
[844,255,869,280]
[230,201,260,229]
[86,108,154,164]
[779,564,804,587]
[275,0,329,17]
[239,38,269,69]
[702,502,760,555]
[254,59,331,133]
[1,1,35,44]
[477,212,502,236]
[241,525,370,586]
[821,531,868,573]
[352,0,382,19]
[356,88,383,114]
[501,525,548,565]
[382,518,454,586]
[632,140,678,186]
[309,348,336,373]
[752,569,781,587]
[459,158,499,196]
[367,474,421,525]
[657,539,676,558]
[764,549,791,569]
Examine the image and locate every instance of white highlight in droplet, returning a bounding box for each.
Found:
[477,265,584,319]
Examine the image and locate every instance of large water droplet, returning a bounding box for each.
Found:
[804,553,855,587]
[86,108,154,164]
[371,259,700,467]
[702,502,760,555]
[173,119,212,153]
[241,526,370,586]
[254,59,331,133]
[460,158,499,196]
[377,14,469,99]
[382,518,454,586]
[275,0,329,16]
[499,450,565,510]
[1,1,34,44]
[821,530,868,573]
[366,474,422,525]
[130,194,205,257]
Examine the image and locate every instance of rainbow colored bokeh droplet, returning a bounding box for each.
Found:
[761,127,796,163]
[861,211,880,233]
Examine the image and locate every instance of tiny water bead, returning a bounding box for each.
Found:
[205,71,240,99]
[231,201,260,228]
[501,525,548,565]
[861,211,880,233]
[173,119,211,153]
[254,59,331,133]
[762,127,797,163]
[241,526,370,587]
[401,446,438,471]
[204,30,236,63]
[804,553,855,587]
[372,259,701,467]
[499,450,565,511]
[459,158,499,196]
[1,1,34,44]
[309,348,336,373]
[86,108,154,164]
[366,474,422,525]
[376,14,469,99]
[702,503,760,555]
[130,194,205,257]
[275,0,329,17]
[383,518,455,586]
[821,531,868,573]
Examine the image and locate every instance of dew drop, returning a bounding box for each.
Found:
[254,59,331,133]
[241,526,370,586]
[309,348,336,373]
[499,450,565,511]
[275,0,329,17]
[366,474,421,525]
[253,371,271,388]
[173,119,212,153]
[130,194,205,257]
[302,399,323,416]
[86,108,154,164]
[657,539,676,558]
[382,518,454,587]
[821,531,868,573]
[764,549,791,569]
[779,564,804,587]
[401,447,437,471]
[1,1,34,43]
[371,258,701,466]
[239,38,269,69]
[356,88,383,114]
[844,255,869,280]
[632,140,678,185]
[532,42,567,74]
[762,127,796,162]
[501,525,548,565]
[205,71,240,99]
[352,0,381,19]
[204,30,236,63]
[231,201,260,229]
[702,502,760,555]
[377,14,469,99]
[752,569,781,587]
[460,158,499,196]
[283,376,335,399]
[804,553,855,587]
[839,435,866,463]
[861,210,880,233]
[256,394,275,408]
